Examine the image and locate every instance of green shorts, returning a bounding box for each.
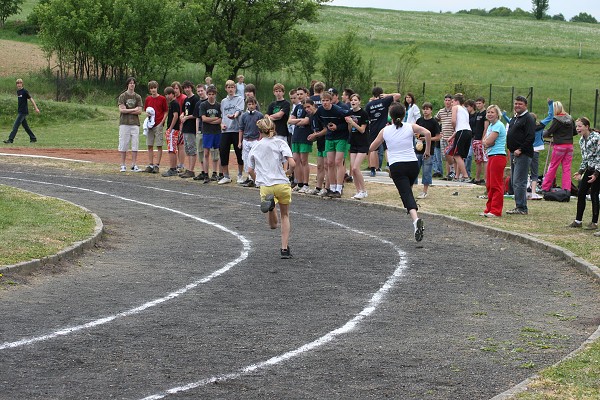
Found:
[292,142,313,154]
[325,139,348,154]
[317,150,327,158]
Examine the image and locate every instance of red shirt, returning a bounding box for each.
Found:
[144,95,169,125]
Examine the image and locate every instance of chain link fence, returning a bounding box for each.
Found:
[373,81,600,128]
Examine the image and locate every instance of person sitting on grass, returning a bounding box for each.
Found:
[247,117,296,259]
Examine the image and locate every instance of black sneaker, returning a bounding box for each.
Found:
[260,194,276,213]
[280,247,292,259]
[153,165,160,174]
[3,139,13,144]
[242,180,255,187]
[328,191,342,198]
[30,138,37,143]
[210,172,218,181]
[414,218,424,242]
[162,168,178,177]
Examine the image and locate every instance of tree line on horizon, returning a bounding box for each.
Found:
[457,1,598,24]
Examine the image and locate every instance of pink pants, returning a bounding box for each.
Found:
[542,143,573,191]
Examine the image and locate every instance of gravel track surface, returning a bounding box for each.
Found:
[1,164,599,400]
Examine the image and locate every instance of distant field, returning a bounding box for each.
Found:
[3,4,600,117]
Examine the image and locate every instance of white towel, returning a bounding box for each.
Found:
[143,107,156,136]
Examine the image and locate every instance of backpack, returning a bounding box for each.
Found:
[543,189,570,202]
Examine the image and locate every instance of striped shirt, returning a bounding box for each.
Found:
[435,107,453,140]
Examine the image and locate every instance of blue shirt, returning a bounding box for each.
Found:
[486,120,507,156]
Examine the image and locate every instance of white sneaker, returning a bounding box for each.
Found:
[131,165,141,172]
[317,188,328,197]
[292,185,301,192]
[120,165,126,172]
[306,187,320,195]
[298,186,309,194]
[218,176,232,184]
[362,191,368,198]
[237,175,244,184]
[351,192,364,199]
[417,192,428,199]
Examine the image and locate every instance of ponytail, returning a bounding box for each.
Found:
[389,103,406,128]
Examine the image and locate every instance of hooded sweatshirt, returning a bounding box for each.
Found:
[543,114,576,145]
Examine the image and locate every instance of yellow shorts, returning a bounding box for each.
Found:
[260,184,292,205]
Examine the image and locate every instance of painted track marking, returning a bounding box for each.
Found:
[0,177,250,351]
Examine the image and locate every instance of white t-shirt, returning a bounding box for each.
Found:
[383,123,418,164]
[247,137,292,187]
[455,106,471,132]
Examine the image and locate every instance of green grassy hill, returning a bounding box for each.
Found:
[301,6,600,117]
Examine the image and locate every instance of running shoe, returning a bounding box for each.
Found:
[261,194,275,213]
[280,247,292,259]
[414,218,424,242]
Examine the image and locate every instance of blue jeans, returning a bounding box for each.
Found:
[432,146,443,175]
[415,153,433,185]
[8,113,36,141]
[465,142,473,177]
[510,152,532,211]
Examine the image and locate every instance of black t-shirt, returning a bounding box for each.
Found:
[166,100,180,130]
[200,101,222,134]
[415,117,441,155]
[182,94,199,133]
[314,105,350,141]
[267,99,291,137]
[291,104,311,144]
[348,108,370,147]
[365,95,394,137]
[17,88,31,114]
[473,109,487,140]
[193,98,208,126]
[309,94,322,108]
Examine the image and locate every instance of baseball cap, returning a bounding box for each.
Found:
[327,88,338,95]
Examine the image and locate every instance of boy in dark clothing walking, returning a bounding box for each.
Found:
[4,79,40,144]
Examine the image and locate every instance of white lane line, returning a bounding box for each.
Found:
[140,216,407,400]
[0,177,250,351]
[0,153,92,163]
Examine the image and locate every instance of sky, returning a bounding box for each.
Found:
[328,0,600,20]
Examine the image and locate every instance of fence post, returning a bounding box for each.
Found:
[422,82,426,99]
[594,89,599,129]
[511,86,515,104]
[56,71,59,102]
[489,83,492,105]
[568,88,573,115]
[530,86,534,113]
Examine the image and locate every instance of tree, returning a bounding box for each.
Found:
[395,44,420,94]
[531,0,549,20]
[551,13,565,21]
[321,32,363,90]
[571,12,598,24]
[182,0,329,79]
[36,0,184,83]
[0,0,24,27]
